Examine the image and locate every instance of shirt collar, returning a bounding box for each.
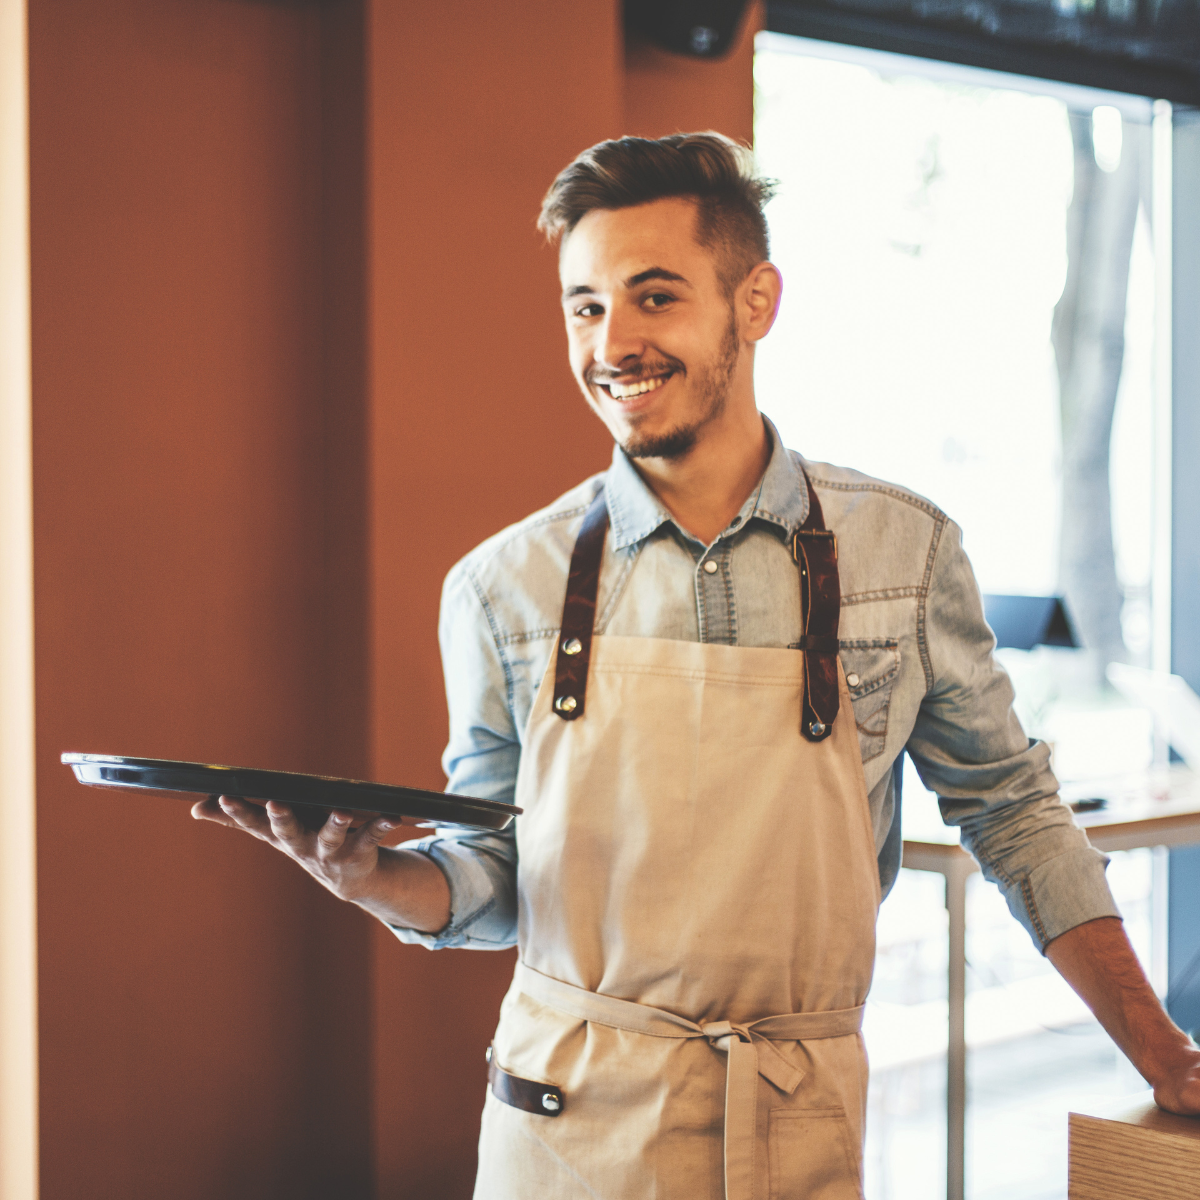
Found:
[604,415,811,551]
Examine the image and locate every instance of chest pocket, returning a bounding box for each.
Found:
[838,638,900,764]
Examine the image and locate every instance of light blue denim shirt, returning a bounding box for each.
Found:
[394,418,1118,953]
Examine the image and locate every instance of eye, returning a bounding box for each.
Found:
[572,302,604,318]
[643,292,674,310]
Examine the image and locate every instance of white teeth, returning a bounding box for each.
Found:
[608,375,668,400]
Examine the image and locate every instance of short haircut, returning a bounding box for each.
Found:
[537,132,777,298]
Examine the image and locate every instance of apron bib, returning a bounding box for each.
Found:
[475,483,880,1200]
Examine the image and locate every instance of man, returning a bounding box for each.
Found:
[196,133,1200,1197]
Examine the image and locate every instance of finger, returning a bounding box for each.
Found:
[217,796,274,837]
[264,801,307,846]
[352,815,399,849]
[192,795,240,828]
[316,809,354,854]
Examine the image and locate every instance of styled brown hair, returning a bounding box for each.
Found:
[537,132,777,298]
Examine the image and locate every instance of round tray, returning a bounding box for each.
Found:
[61,753,519,831]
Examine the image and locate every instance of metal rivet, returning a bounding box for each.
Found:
[542,1093,561,1112]
[562,637,582,656]
[846,673,860,687]
[809,721,826,737]
[703,560,718,574]
[555,695,577,714]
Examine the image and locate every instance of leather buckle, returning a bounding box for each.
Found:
[792,528,837,561]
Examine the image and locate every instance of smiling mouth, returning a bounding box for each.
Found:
[602,374,672,400]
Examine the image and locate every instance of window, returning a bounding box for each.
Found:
[755,32,1165,1199]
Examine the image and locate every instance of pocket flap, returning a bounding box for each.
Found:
[838,639,900,699]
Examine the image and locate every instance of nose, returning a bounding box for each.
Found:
[595,304,646,373]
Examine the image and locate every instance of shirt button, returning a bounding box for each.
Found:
[846,673,860,687]
[703,560,718,574]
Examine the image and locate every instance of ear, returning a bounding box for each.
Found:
[738,262,783,344]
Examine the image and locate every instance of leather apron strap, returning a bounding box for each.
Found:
[793,474,840,741]
[515,962,864,1200]
[551,488,609,721]
[552,474,841,742]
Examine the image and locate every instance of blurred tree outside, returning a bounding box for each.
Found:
[1052,108,1149,673]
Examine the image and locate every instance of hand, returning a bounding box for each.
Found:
[1151,1046,1200,1116]
[193,795,396,902]
[191,796,451,931]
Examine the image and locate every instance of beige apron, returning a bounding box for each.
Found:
[475,492,880,1200]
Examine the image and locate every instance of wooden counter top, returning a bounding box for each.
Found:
[1069,1092,1200,1198]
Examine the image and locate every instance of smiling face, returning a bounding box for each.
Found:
[559,197,761,461]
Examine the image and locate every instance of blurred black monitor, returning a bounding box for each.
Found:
[983,595,1079,651]
[767,0,1200,104]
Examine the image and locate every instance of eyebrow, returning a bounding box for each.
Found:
[628,267,689,288]
[561,267,692,302]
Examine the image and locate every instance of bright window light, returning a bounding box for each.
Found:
[1092,104,1124,172]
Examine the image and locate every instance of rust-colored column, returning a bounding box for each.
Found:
[29,3,372,1196]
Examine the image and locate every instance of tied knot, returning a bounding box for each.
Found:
[702,1020,753,1048]
[701,1019,805,1096]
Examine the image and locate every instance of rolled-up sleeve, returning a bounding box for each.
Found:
[389,562,521,950]
[905,522,1120,950]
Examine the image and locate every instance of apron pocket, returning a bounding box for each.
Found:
[768,1106,864,1200]
[839,639,900,764]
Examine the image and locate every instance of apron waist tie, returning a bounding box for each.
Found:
[515,961,865,1200]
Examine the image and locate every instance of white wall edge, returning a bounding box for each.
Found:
[0,0,38,1196]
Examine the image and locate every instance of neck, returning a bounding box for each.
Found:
[630,398,770,546]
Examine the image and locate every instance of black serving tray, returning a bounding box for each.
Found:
[61,753,519,831]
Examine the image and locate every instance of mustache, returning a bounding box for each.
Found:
[585,357,684,387]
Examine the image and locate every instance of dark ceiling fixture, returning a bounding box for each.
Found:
[625,0,755,59]
[767,0,1200,105]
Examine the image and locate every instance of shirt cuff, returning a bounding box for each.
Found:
[1000,843,1122,951]
[387,835,518,951]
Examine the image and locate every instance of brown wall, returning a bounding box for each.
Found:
[28,2,757,1196]
[30,3,372,1197]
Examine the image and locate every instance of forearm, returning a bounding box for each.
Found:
[1046,916,1200,1112]
[351,847,452,933]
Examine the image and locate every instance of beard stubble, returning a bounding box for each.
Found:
[620,315,741,462]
